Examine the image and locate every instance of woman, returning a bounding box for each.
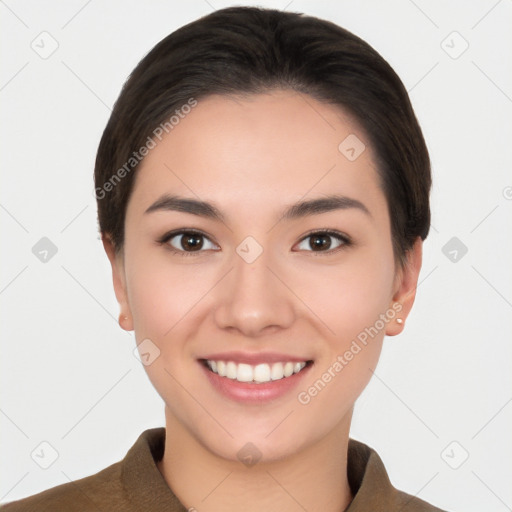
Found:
[2,6,449,511]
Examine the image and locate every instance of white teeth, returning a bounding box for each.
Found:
[206,359,307,383]
[293,362,303,373]
[271,362,284,380]
[283,362,294,377]
[254,363,271,383]
[237,363,253,382]
[217,360,226,377]
[226,361,237,379]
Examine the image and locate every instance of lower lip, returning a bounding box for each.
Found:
[200,362,312,404]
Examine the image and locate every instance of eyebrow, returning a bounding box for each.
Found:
[144,194,371,221]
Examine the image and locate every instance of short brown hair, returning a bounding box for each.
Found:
[94,6,431,268]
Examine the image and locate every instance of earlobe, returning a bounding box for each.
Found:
[385,238,423,337]
[102,234,134,332]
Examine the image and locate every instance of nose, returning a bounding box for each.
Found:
[213,248,296,338]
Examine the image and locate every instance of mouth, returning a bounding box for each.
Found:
[199,354,314,403]
[201,359,312,384]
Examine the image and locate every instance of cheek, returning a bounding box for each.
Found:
[125,249,209,339]
[295,260,390,428]
[123,251,206,404]
[296,251,395,340]
[293,247,393,397]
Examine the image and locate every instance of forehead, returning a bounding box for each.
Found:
[129,91,387,220]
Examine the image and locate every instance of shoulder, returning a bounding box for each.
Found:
[393,489,450,512]
[347,438,451,512]
[0,461,125,512]
[1,428,186,512]
[0,428,167,512]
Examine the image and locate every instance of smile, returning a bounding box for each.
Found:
[204,359,309,384]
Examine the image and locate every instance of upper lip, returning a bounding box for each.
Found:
[200,351,312,365]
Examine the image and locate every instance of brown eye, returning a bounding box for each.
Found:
[179,233,204,251]
[296,230,350,253]
[163,230,218,255]
[309,233,333,251]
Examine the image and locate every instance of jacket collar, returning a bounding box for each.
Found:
[121,427,444,511]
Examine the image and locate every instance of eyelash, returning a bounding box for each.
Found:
[157,228,352,257]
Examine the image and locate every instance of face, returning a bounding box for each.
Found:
[105,91,421,463]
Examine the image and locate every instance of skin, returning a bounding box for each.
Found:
[103,90,422,512]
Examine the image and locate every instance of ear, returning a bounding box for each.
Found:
[102,234,134,331]
[386,237,423,336]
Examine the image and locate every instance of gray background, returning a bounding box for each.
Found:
[1,1,511,510]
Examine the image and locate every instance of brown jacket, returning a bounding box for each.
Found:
[1,428,448,511]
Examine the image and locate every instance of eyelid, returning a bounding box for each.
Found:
[299,227,351,241]
[157,228,219,257]
[294,228,352,254]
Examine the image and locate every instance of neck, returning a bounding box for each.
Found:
[157,407,353,512]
